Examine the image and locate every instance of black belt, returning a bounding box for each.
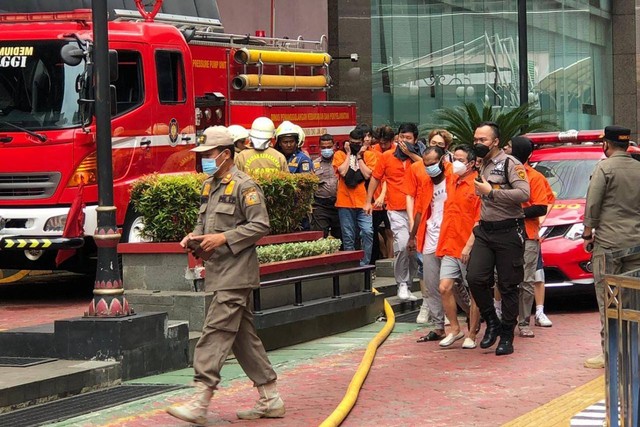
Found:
[314,197,336,206]
[479,218,523,231]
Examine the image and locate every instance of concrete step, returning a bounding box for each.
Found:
[374,257,395,278]
[372,275,423,314]
[0,359,121,413]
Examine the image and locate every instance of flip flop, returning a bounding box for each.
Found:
[417,330,445,342]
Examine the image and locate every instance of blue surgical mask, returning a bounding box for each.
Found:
[321,148,334,159]
[425,163,442,177]
[201,152,225,175]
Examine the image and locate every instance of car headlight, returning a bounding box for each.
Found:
[44,214,67,232]
[564,223,584,241]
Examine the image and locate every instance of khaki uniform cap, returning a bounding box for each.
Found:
[192,126,234,152]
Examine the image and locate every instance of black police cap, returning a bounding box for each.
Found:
[603,125,631,143]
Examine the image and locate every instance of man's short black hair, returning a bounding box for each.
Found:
[221,144,235,160]
[356,123,373,137]
[476,121,500,140]
[453,144,476,162]
[320,133,334,142]
[397,122,419,138]
[606,139,630,150]
[350,128,365,140]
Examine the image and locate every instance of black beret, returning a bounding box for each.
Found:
[603,125,631,143]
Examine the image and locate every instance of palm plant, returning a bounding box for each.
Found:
[422,102,558,147]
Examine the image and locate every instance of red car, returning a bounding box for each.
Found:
[527,131,640,288]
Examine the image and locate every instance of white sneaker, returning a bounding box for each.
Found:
[416,304,429,324]
[397,283,418,301]
[535,312,553,327]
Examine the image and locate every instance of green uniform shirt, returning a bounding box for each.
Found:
[584,151,640,250]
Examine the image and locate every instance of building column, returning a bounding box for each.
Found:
[328,0,372,125]
[612,0,637,139]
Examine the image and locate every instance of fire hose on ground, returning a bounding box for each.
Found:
[318,288,395,427]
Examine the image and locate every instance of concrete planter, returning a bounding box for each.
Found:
[118,231,356,330]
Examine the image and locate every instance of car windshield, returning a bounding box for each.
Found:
[532,159,599,200]
[0,41,84,131]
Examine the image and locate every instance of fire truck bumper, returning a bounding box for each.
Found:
[0,236,85,251]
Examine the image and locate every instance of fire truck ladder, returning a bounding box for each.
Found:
[112,9,331,92]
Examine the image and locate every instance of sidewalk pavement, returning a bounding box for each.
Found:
[45,309,604,427]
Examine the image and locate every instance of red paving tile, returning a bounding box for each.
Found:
[0,301,88,330]
[91,310,603,427]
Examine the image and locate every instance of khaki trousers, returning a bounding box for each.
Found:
[193,288,277,389]
[518,239,540,326]
[593,246,640,352]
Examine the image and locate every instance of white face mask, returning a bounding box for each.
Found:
[452,160,467,176]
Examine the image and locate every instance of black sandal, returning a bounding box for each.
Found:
[416,330,445,342]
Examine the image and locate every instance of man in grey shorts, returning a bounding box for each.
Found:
[435,145,482,348]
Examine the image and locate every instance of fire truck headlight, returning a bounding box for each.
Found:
[44,214,67,232]
[564,223,584,241]
[67,152,98,187]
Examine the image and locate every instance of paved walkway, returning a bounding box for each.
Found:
[44,309,605,427]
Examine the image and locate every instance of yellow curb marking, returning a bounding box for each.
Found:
[503,375,605,427]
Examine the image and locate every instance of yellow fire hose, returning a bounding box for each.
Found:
[318,288,395,427]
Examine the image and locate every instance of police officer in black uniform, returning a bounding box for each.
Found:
[466,122,530,356]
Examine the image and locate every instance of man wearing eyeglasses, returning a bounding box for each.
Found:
[466,121,530,356]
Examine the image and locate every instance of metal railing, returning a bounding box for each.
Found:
[604,246,640,426]
[253,265,375,313]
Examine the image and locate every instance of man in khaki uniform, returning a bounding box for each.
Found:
[466,121,530,356]
[167,126,284,425]
[583,125,640,369]
[234,116,289,174]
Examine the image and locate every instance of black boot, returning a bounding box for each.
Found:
[496,325,514,356]
[480,309,501,349]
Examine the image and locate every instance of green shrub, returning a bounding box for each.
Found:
[251,171,319,235]
[129,171,319,241]
[257,238,342,264]
[130,173,206,242]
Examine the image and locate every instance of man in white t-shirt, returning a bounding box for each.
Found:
[407,146,455,341]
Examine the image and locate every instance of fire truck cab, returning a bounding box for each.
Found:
[527,130,640,289]
[0,1,356,272]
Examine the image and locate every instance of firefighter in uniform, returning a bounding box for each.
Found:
[235,117,289,174]
[466,121,530,356]
[167,126,285,425]
[583,125,640,369]
[275,120,313,173]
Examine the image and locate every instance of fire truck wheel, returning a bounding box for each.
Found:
[122,208,151,243]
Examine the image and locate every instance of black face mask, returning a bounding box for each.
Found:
[350,143,362,154]
[474,143,491,158]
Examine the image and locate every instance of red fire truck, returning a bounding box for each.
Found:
[0,1,356,272]
[527,130,640,290]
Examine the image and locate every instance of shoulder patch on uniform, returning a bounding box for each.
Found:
[301,162,310,172]
[224,180,235,195]
[514,164,527,180]
[221,173,233,184]
[202,182,211,197]
[243,187,261,206]
[314,161,321,169]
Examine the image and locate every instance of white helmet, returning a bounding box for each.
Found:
[275,120,299,143]
[293,124,306,148]
[227,124,249,143]
[249,117,275,150]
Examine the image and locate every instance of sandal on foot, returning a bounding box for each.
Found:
[417,331,445,342]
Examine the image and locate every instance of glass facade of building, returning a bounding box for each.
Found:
[371,1,613,131]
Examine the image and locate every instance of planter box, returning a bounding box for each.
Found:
[118,231,325,292]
